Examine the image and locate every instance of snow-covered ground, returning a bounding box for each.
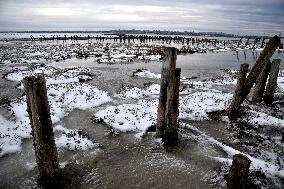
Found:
[93,68,284,187]
[0,65,112,157]
[0,38,284,188]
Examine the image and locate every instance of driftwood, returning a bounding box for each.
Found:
[23,75,61,188]
[264,59,281,105]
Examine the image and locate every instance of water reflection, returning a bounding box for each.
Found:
[50,50,284,81]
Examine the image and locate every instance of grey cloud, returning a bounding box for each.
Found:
[0,0,283,35]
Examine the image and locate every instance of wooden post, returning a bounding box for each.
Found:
[252,60,271,103]
[162,68,181,147]
[240,36,280,103]
[228,35,280,120]
[156,48,177,138]
[23,75,61,187]
[264,59,281,105]
[228,64,249,120]
[226,154,251,189]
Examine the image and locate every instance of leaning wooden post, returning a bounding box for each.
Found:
[263,59,281,105]
[228,35,280,120]
[252,60,271,103]
[226,154,251,189]
[156,48,177,138]
[239,36,280,104]
[163,68,181,147]
[23,75,61,187]
[228,64,249,120]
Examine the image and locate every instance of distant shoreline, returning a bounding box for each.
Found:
[0,30,273,39]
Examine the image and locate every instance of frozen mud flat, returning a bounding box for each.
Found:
[0,41,284,188]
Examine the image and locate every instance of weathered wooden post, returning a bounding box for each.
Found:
[163,68,181,147]
[228,36,280,120]
[228,64,249,120]
[264,59,281,105]
[156,47,181,147]
[226,154,251,189]
[252,60,271,103]
[23,75,61,187]
[156,48,177,138]
[240,36,280,103]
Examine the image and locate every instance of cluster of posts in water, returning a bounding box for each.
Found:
[26,34,284,51]
[22,36,281,188]
[229,35,281,120]
[32,34,227,44]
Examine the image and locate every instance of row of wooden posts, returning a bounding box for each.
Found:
[155,36,281,189]
[229,35,281,120]
[23,36,281,188]
[29,34,281,49]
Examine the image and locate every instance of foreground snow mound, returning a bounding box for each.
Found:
[0,115,24,157]
[48,82,112,123]
[179,91,233,120]
[95,99,158,138]
[96,91,233,137]
[54,125,96,151]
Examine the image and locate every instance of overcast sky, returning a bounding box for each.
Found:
[0,0,283,35]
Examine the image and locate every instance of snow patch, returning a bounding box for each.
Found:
[179,92,233,120]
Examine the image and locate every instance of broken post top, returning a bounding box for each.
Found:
[162,47,177,70]
[23,74,46,87]
[233,154,251,167]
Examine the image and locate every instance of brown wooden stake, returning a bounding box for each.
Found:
[162,68,181,147]
[228,64,249,120]
[252,60,271,103]
[264,59,281,105]
[226,154,251,189]
[240,36,280,104]
[23,75,61,188]
[228,35,280,120]
[156,47,177,138]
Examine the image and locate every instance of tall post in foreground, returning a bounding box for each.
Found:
[23,75,61,187]
[252,60,271,103]
[264,59,281,105]
[156,47,181,148]
[156,47,177,138]
[228,64,249,120]
[163,68,181,147]
[226,154,251,189]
